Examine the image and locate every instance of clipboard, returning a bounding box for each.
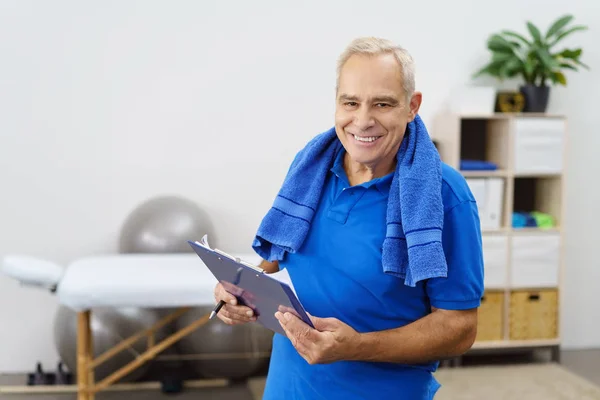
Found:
[187,235,314,336]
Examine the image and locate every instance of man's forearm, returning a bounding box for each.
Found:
[350,308,477,364]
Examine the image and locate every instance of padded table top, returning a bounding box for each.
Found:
[52,253,261,311]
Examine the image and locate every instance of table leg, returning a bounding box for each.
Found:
[77,311,91,400]
[86,311,95,400]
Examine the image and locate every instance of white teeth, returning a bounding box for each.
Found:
[353,134,378,142]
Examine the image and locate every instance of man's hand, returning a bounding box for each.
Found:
[275,311,361,364]
[212,259,278,326]
[213,282,256,325]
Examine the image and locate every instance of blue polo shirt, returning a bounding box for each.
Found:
[262,149,484,400]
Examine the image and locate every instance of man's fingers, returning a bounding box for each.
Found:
[212,283,256,323]
[220,305,256,322]
[310,315,338,332]
[276,312,318,340]
[277,305,296,314]
[226,304,255,317]
[215,285,238,305]
[217,314,246,325]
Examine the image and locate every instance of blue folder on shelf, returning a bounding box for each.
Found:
[188,235,314,336]
[460,159,498,171]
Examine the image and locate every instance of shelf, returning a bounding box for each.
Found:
[511,227,561,235]
[514,172,562,178]
[460,112,566,120]
[481,227,560,235]
[434,111,566,358]
[461,170,508,178]
[471,338,560,350]
[482,227,510,234]
[512,176,562,229]
[480,284,561,291]
[462,170,562,179]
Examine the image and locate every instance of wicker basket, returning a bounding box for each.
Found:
[476,291,504,341]
[509,289,558,340]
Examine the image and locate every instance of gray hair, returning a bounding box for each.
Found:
[336,37,416,100]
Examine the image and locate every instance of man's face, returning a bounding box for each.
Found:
[335,53,421,172]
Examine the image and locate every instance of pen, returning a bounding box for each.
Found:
[209,300,225,320]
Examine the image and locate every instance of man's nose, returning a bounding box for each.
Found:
[354,106,375,131]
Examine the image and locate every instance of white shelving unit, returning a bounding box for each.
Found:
[433,112,566,360]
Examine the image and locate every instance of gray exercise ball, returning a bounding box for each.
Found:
[53,305,169,382]
[176,306,273,379]
[119,195,213,254]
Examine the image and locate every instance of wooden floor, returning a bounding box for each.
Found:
[1,349,599,399]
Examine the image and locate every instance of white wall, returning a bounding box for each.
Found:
[1,0,598,373]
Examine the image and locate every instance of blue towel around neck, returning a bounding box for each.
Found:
[252,115,447,287]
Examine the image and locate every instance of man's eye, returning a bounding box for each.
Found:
[376,103,390,108]
[345,102,358,107]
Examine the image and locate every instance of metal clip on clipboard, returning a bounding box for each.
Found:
[198,235,265,273]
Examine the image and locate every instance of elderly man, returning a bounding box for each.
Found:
[214,37,484,399]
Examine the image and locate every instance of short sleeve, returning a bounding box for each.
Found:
[426,200,484,310]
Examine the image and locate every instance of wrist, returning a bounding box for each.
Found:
[347,331,371,362]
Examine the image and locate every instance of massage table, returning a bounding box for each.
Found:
[1,251,262,400]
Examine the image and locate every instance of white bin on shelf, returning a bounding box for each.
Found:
[510,233,560,288]
[513,118,565,174]
[482,235,508,289]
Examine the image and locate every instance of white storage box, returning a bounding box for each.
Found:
[466,178,504,231]
[482,235,508,288]
[513,118,565,174]
[510,234,560,288]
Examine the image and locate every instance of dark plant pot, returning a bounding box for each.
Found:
[519,84,550,113]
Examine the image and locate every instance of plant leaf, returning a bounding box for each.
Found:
[501,30,532,46]
[559,48,583,59]
[501,58,524,78]
[549,25,588,46]
[556,49,590,69]
[492,33,529,65]
[553,71,567,85]
[559,62,578,71]
[546,14,574,38]
[487,34,517,52]
[573,59,590,70]
[473,59,510,79]
[536,47,559,70]
[522,59,536,82]
[527,21,543,45]
[492,51,516,62]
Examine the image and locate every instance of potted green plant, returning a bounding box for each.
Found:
[473,14,589,112]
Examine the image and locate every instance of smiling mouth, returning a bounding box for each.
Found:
[352,134,382,143]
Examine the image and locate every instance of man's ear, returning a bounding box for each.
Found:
[408,91,422,122]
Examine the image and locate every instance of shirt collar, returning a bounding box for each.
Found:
[330,148,394,193]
